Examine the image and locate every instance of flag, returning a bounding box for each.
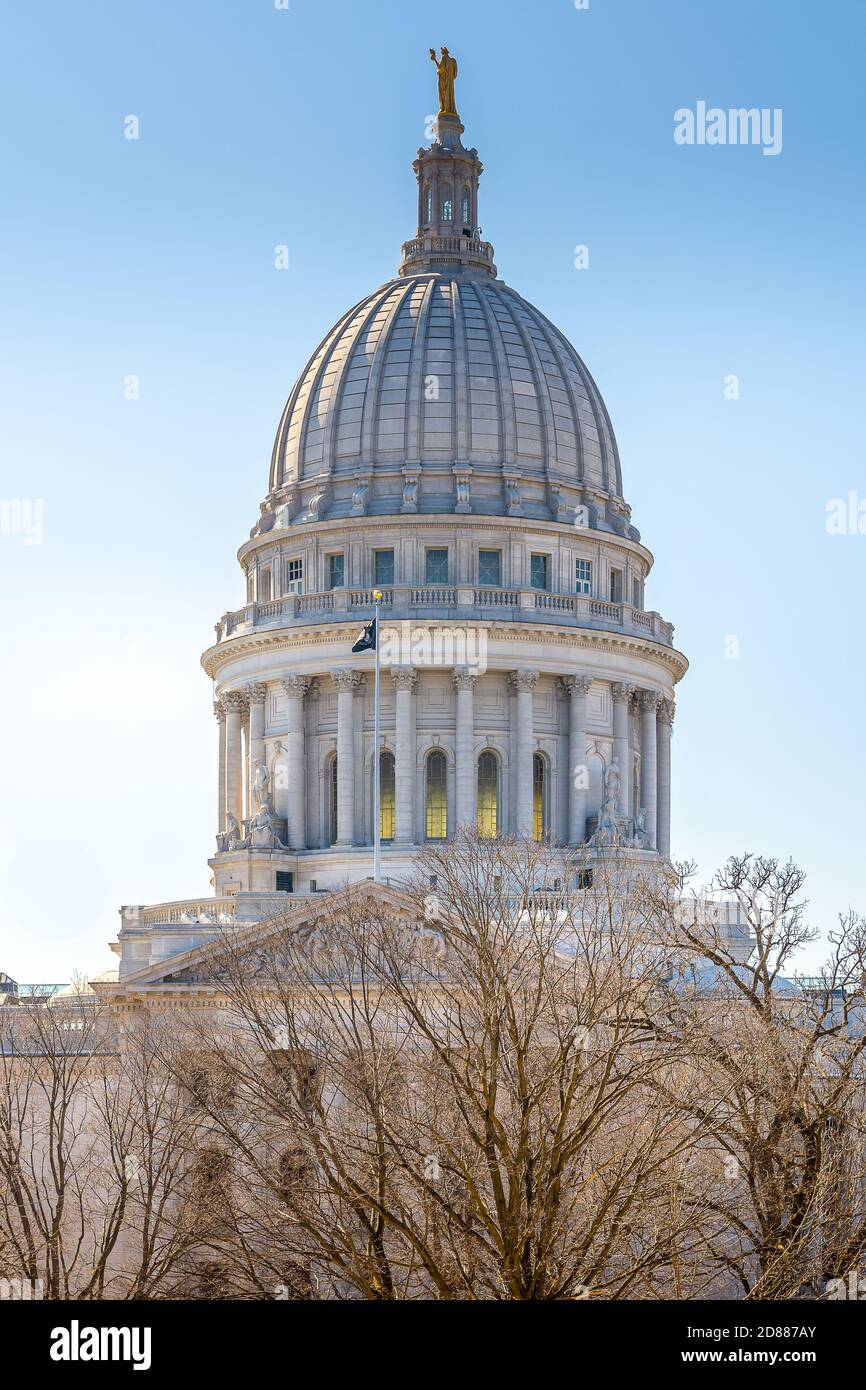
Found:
[351,616,377,654]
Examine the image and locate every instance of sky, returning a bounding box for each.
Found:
[0,0,864,980]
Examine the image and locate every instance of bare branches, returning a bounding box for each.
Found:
[2,840,863,1301]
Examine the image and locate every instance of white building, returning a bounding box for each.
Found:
[117,77,700,980]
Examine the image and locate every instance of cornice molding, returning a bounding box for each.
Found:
[237,510,656,571]
[202,621,688,683]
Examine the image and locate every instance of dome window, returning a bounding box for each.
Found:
[258,567,272,603]
[328,756,338,845]
[609,567,623,603]
[328,553,345,590]
[425,750,447,840]
[286,557,303,595]
[575,559,592,595]
[461,186,471,227]
[379,751,395,842]
[374,549,395,587]
[532,754,547,843]
[425,548,449,584]
[441,184,453,221]
[530,554,549,591]
[478,549,501,586]
[424,184,432,224]
[476,751,499,838]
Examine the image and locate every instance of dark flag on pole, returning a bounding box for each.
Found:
[351,615,377,654]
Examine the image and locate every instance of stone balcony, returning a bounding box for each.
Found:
[399,233,496,278]
[215,586,676,647]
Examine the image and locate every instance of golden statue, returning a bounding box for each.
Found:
[430,46,458,117]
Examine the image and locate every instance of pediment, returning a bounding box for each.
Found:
[105,881,433,993]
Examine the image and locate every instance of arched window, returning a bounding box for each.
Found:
[477,751,499,837]
[329,756,338,845]
[461,186,471,226]
[425,750,447,840]
[424,183,432,224]
[533,753,547,842]
[441,184,453,221]
[379,750,395,842]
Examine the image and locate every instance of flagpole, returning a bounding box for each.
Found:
[372,589,382,884]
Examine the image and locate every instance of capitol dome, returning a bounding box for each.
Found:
[258,101,638,541]
[267,273,626,526]
[116,64,688,980]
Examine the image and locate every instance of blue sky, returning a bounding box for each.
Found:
[1,0,864,978]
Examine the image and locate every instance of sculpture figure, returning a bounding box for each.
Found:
[591,759,623,848]
[430,47,458,117]
[248,800,287,851]
[632,806,650,849]
[601,758,622,817]
[252,756,270,809]
[217,811,243,853]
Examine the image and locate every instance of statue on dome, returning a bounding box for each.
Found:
[602,758,622,817]
[216,811,244,853]
[248,800,287,851]
[430,47,458,117]
[252,756,270,809]
[631,806,651,849]
[591,760,624,848]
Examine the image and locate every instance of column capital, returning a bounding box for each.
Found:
[639,689,663,713]
[610,681,635,703]
[452,668,477,692]
[391,666,418,691]
[658,696,675,725]
[214,700,226,723]
[245,682,268,704]
[282,674,310,699]
[331,669,362,692]
[222,690,248,715]
[559,674,592,697]
[508,668,539,692]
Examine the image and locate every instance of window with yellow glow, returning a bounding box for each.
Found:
[533,753,546,842]
[379,750,395,842]
[329,756,338,845]
[476,751,498,837]
[425,750,447,840]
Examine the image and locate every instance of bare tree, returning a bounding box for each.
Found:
[647,853,866,1299]
[176,835,712,1299]
[0,992,214,1299]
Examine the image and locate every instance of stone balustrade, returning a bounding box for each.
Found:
[215,587,675,646]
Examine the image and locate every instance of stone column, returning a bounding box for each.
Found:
[222,691,247,831]
[283,675,309,849]
[453,669,477,827]
[511,669,539,837]
[639,690,661,849]
[214,700,226,835]
[560,675,592,844]
[610,683,634,816]
[392,667,417,844]
[628,691,640,820]
[656,697,674,857]
[332,670,360,846]
[246,683,267,812]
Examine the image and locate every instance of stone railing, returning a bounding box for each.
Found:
[215,589,674,647]
[142,898,238,927]
[399,234,497,278]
